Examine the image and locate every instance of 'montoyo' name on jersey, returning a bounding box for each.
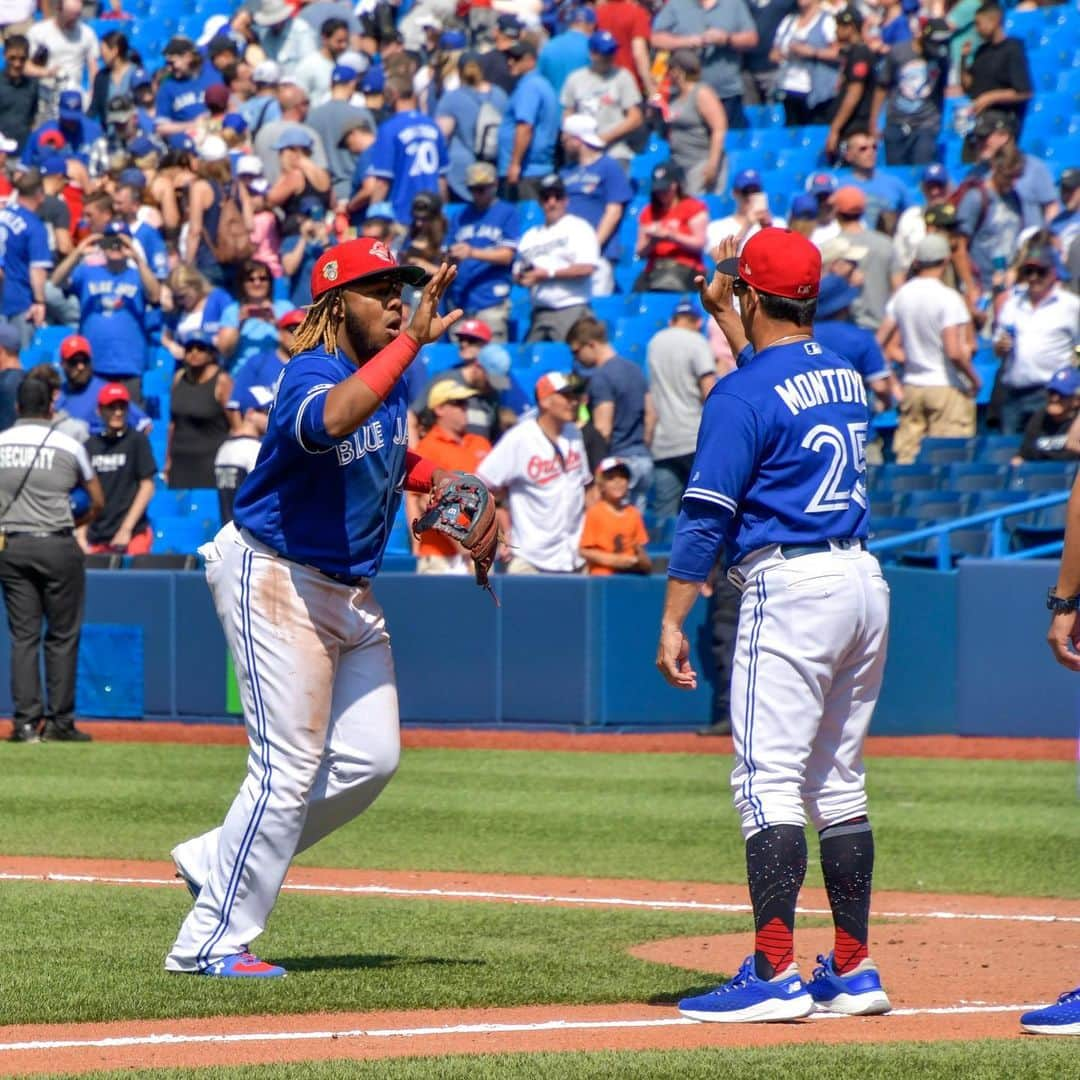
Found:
[774,359,869,417]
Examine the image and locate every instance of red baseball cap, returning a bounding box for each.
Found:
[98,382,131,407]
[39,130,67,149]
[310,237,428,301]
[60,334,93,362]
[277,308,306,329]
[717,228,822,300]
[455,318,492,343]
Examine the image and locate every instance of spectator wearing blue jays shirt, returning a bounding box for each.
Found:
[113,176,169,282]
[833,132,910,234]
[50,222,162,396]
[227,309,302,419]
[22,91,108,177]
[811,275,894,408]
[364,75,449,226]
[0,170,52,344]
[560,114,633,298]
[155,37,222,135]
[538,7,596,94]
[445,161,520,342]
[497,41,560,200]
[280,197,334,308]
[56,334,152,435]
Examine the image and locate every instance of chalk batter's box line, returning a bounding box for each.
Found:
[1,871,1078,924]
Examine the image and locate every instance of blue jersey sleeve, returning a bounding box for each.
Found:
[684,389,762,515]
[271,359,338,453]
[366,125,396,180]
[668,500,729,583]
[29,217,51,268]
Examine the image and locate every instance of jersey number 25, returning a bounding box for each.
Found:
[801,422,868,514]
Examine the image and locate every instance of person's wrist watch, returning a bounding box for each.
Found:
[1046,589,1080,614]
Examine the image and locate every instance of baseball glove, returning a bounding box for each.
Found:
[412,472,500,601]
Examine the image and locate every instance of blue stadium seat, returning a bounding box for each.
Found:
[974,434,1023,462]
[149,489,184,520]
[613,261,640,294]
[870,495,899,519]
[420,343,459,377]
[901,490,968,519]
[589,295,632,324]
[184,488,221,525]
[897,528,990,568]
[154,517,209,555]
[520,342,573,375]
[1007,462,1076,493]
[627,291,686,325]
[916,437,973,466]
[946,462,1007,493]
[27,325,68,366]
[872,463,938,494]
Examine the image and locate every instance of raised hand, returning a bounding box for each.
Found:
[408,263,463,346]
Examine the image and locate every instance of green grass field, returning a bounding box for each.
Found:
[54,1042,1080,1080]
[2,742,1076,1077]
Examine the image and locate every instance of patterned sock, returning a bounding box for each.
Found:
[745,824,808,980]
[819,817,875,974]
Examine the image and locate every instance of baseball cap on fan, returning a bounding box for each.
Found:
[427,380,477,409]
[60,334,93,362]
[455,318,492,344]
[1047,366,1080,397]
[597,456,631,478]
[97,382,131,408]
[716,228,822,300]
[535,370,586,402]
[310,236,429,300]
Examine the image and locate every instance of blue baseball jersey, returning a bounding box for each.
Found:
[233,346,411,580]
[155,67,222,123]
[0,204,51,317]
[448,199,521,312]
[812,320,891,386]
[365,110,449,225]
[561,155,633,262]
[132,220,169,281]
[677,339,872,569]
[58,375,152,434]
[69,263,151,377]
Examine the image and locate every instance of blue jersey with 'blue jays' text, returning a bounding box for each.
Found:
[681,339,872,567]
[233,346,410,580]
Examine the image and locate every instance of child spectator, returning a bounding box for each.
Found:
[579,458,651,576]
[82,383,156,555]
[1015,366,1080,465]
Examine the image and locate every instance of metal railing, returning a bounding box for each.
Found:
[867,491,1070,571]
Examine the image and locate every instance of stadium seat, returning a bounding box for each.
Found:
[520,342,573,374]
[154,517,209,555]
[870,495,898,518]
[901,491,968,520]
[897,528,991,568]
[85,553,122,570]
[627,292,687,325]
[420,343,460,377]
[875,464,938,493]
[974,434,1023,465]
[945,462,1007,493]
[1010,501,1068,552]
[1007,461,1076,493]
[589,295,631,324]
[917,437,972,467]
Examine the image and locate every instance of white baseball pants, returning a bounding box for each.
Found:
[727,544,890,840]
[166,523,400,972]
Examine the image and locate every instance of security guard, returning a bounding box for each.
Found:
[0,377,104,743]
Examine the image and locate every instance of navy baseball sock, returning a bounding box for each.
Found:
[745,824,808,980]
[819,816,874,974]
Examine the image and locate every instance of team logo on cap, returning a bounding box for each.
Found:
[795,283,812,296]
[370,241,393,264]
[323,260,339,282]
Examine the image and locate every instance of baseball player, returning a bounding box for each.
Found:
[656,228,891,1023]
[1029,473,1080,1035]
[165,237,496,978]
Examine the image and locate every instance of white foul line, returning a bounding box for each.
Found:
[0,1004,1043,1055]
[1,871,1077,925]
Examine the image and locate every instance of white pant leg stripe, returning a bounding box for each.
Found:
[741,575,769,831]
[197,547,275,967]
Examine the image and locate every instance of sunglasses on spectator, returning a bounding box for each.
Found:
[63,355,91,367]
[1019,265,1049,278]
[101,401,128,411]
[540,192,565,203]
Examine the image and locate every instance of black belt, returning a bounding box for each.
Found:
[779,539,865,559]
[4,529,74,539]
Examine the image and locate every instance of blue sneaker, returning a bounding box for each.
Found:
[678,956,813,1023]
[200,953,287,978]
[806,953,891,1015]
[1021,986,1080,1035]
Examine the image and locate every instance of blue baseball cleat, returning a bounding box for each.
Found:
[1021,986,1080,1035]
[806,953,891,1015]
[200,953,287,978]
[678,956,813,1023]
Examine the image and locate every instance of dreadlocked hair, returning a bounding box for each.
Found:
[290,290,343,356]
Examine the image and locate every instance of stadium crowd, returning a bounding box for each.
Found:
[0,0,1077,574]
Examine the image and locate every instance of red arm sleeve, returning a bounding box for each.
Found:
[403,451,437,493]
